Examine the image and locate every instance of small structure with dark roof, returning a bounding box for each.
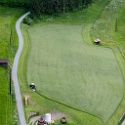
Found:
[0,59,8,68]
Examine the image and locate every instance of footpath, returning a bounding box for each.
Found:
[12,12,30,125]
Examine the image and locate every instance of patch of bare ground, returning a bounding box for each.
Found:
[28,109,69,124]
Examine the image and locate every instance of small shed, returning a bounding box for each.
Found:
[0,59,8,68]
[94,39,100,44]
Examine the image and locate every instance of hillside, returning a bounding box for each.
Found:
[19,0,125,125]
[0,6,25,125]
[27,24,124,123]
[0,0,125,125]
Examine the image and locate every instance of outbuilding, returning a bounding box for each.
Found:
[0,59,8,68]
[94,39,100,44]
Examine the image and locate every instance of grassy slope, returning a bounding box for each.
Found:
[90,0,125,125]
[0,6,25,125]
[18,0,125,125]
[20,25,102,125]
[27,24,124,123]
[91,0,125,46]
[19,0,110,125]
[0,67,11,125]
[115,5,125,53]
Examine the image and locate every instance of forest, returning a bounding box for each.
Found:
[0,0,93,15]
[30,0,92,15]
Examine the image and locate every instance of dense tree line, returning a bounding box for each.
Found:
[30,0,93,16]
[0,0,30,7]
[0,0,93,16]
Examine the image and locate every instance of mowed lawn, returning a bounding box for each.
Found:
[27,24,124,122]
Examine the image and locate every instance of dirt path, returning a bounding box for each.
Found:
[12,12,30,125]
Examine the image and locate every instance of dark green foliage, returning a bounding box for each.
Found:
[29,0,93,16]
[0,0,30,7]
[23,16,33,25]
[0,0,93,16]
[118,114,125,125]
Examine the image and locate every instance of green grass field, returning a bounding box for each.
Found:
[18,0,125,124]
[0,67,12,124]
[0,6,25,125]
[26,24,124,123]
[115,2,125,53]
[0,0,125,125]
[91,0,125,46]
[90,0,125,124]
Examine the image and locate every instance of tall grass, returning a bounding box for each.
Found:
[0,6,25,125]
[91,0,125,46]
[115,5,125,53]
[90,0,125,125]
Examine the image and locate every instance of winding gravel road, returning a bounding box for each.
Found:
[12,12,30,125]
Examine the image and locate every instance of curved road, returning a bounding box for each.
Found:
[12,12,30,125]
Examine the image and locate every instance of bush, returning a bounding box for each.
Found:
[23,17,33,25]
[118,114,125,125]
